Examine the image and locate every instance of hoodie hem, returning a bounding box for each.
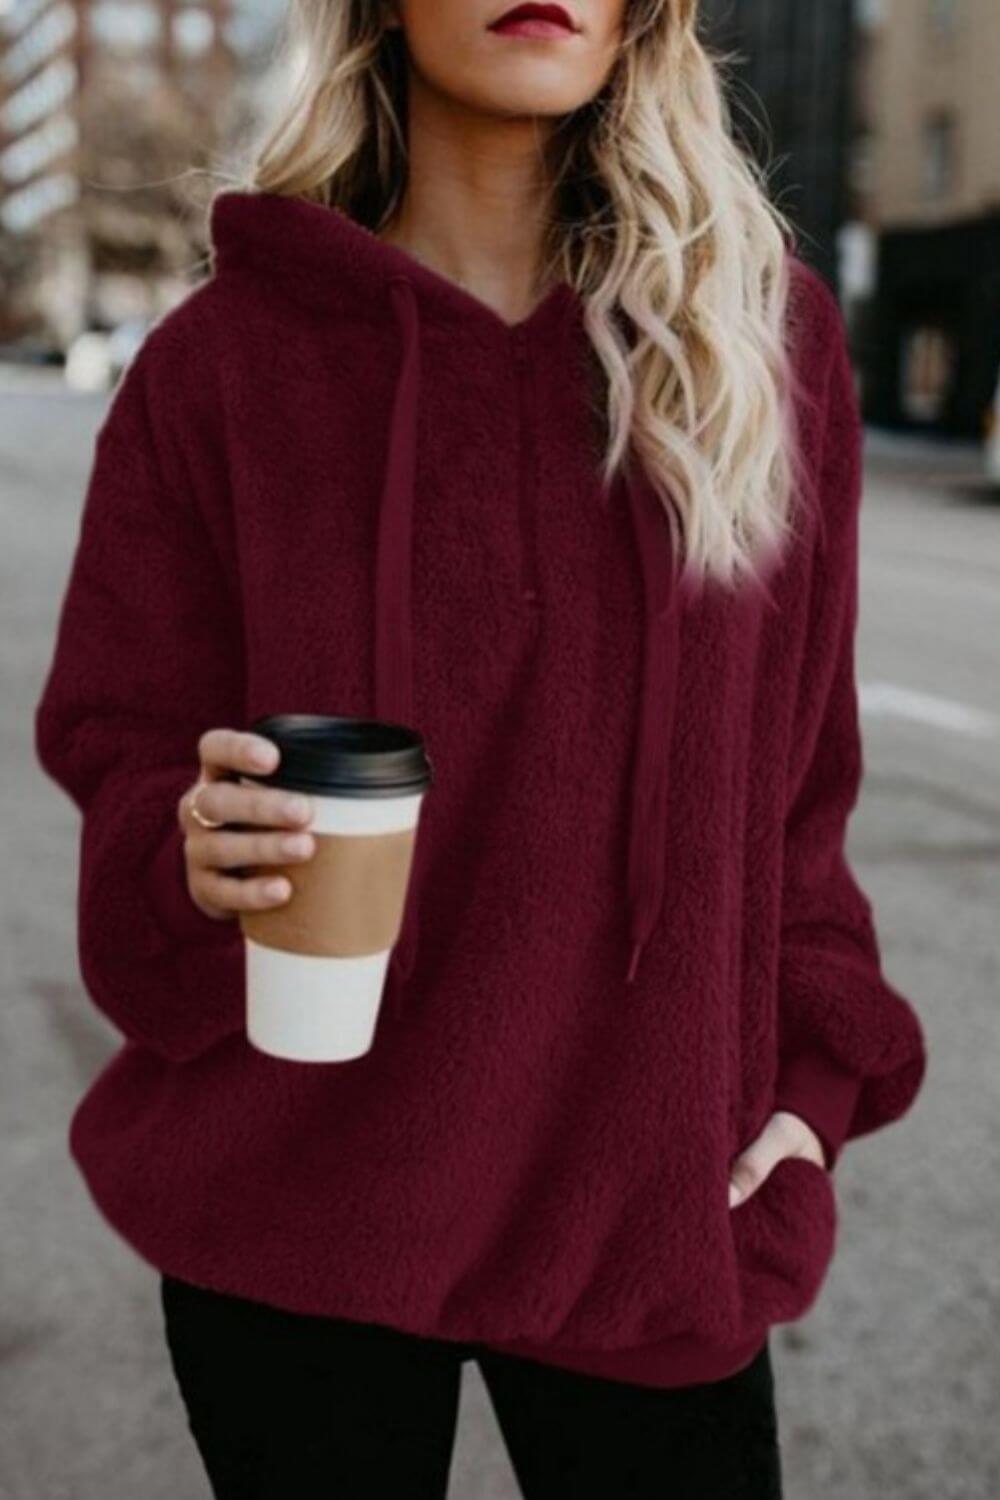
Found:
[71,1112,769,1394]
[474,1326,769,1389]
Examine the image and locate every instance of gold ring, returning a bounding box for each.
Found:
[189,780,225,830]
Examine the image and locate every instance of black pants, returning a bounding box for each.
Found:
[160,1273,782,1499]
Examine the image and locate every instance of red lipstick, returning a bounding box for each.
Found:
[488,3,580,39]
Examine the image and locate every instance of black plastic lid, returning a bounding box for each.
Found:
[241,714,433,798]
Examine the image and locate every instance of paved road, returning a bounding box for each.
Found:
[4,370,998,1499]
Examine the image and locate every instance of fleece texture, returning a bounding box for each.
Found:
[34,189,927,1389]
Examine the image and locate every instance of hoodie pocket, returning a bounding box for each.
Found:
[728,1155,838,1329]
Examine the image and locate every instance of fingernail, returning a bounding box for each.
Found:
[265,879,289,900]
[283,795,311,821]
[251,739,278,768]
[729,1181,742,1207]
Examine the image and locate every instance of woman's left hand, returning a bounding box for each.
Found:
[729,1111,827,1208]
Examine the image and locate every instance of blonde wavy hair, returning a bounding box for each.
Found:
[237,0,815,592]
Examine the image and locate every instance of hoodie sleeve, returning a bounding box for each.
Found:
[34,315,248,1064]
[771,280,927,1170]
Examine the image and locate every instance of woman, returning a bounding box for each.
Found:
[34,1,927,1495]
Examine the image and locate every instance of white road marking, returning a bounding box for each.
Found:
[860,681,1000,740]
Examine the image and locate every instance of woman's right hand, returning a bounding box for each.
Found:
[176,728,317,924]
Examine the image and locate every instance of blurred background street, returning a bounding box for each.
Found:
[3,0,999,1495]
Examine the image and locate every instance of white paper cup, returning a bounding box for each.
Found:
[234,714,433,1063]
[240,785,425,1061]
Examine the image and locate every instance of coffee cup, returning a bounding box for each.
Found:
[236,713,433,1062]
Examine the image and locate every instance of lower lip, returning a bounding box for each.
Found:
[489,17,576,38]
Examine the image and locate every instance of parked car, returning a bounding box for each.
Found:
[64,317,152,392]
[0,335,63,366]
[64,330,113,392]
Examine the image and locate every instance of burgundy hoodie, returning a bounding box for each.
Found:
[33,189,927,1388]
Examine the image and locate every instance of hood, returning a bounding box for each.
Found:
[209,189,696,989]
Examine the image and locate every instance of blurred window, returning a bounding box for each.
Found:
[0,0,53,39]
[0,111,77,183]
[2,3,76,86]
[0,170,78,233]
[1,56,76,134]
[89,1,163,52]
[172,7,215,57]
[224,0,284,56]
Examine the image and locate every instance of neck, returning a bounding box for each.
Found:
[378,77,561,325]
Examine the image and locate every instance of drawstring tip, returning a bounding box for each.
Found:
[626,940,643,984]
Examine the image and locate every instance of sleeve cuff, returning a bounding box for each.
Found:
[144,822,241,947]
[773,1048,863,1171]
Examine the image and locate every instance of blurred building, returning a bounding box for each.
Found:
[698,0,855,291]
[846,0,1000,436]
[0,0,284,345]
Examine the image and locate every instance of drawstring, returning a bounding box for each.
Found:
[375,275,423,986]
[373,272,686,994]
[622,458,684,985]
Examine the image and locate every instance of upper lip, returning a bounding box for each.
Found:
[488,3,581,33]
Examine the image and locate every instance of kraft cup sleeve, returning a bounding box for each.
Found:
[239,825,418,958]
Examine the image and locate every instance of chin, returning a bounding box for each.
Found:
[451,71,597,119]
